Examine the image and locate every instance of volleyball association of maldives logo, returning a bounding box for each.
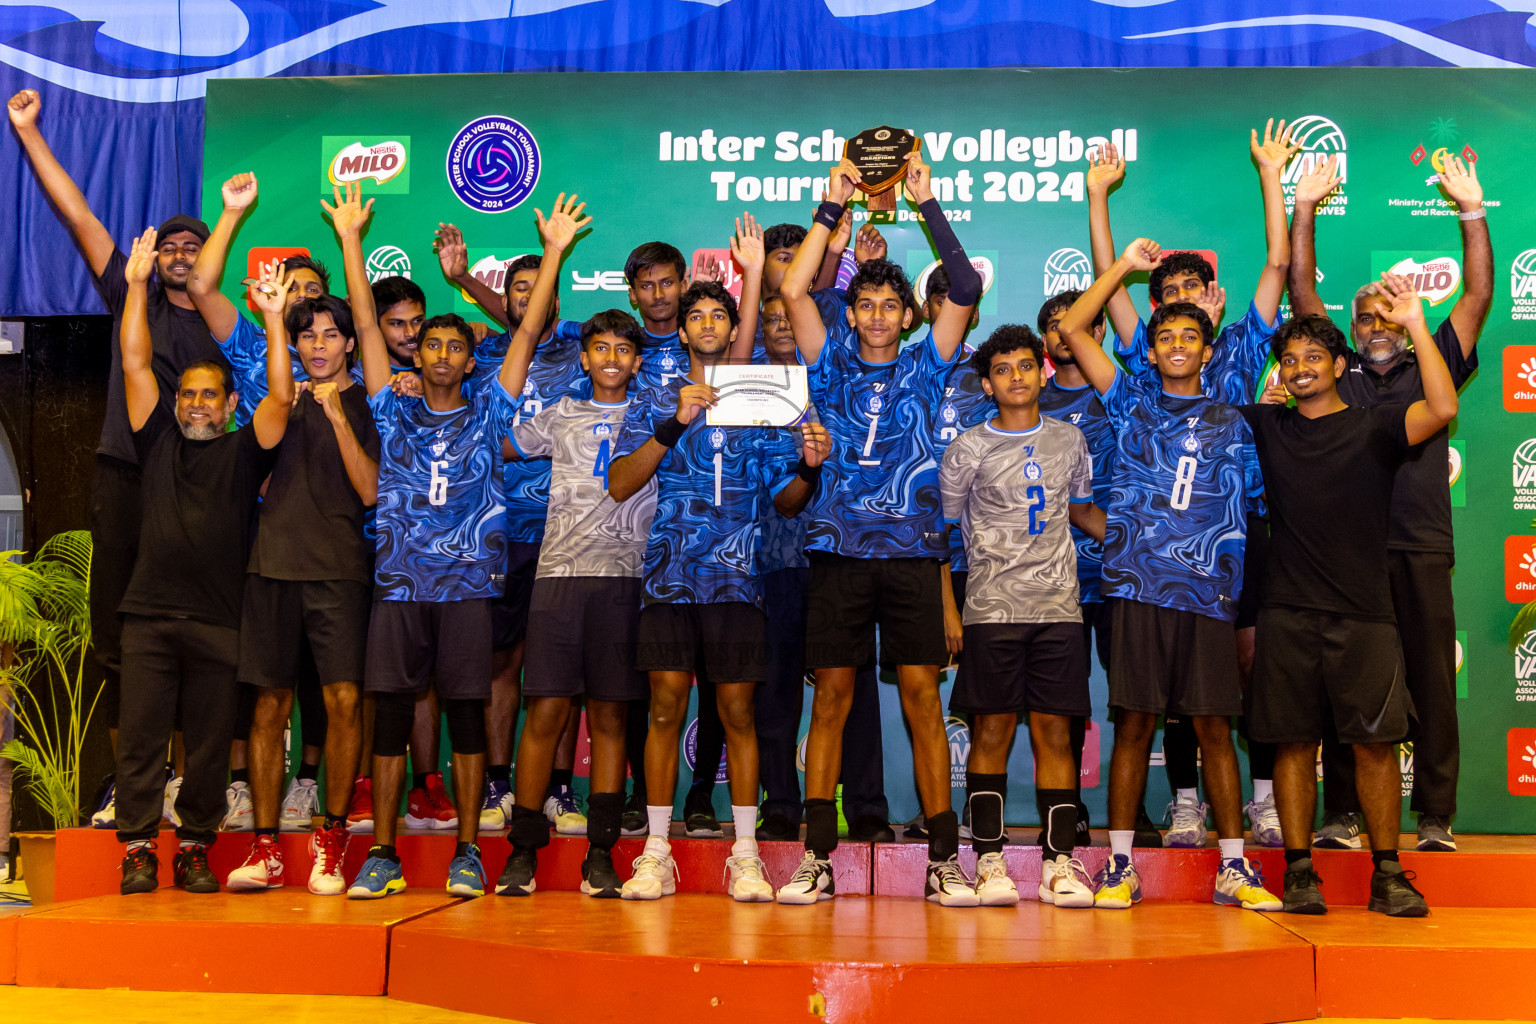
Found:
[446,115,540,214]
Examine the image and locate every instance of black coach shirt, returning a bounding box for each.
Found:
[91,249,230,466]
[248,383,381,584]
[119,403,278,629]
[1239,403,1410,623]
[1335,319,1472,555]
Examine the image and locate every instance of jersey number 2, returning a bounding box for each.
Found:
[428,460,450,506]
[1026,484,1045,535]
[1169,455,1197,511]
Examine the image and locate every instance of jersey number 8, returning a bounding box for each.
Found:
[1169,455,1197,511]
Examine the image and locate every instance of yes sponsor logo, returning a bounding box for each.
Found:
[945,715,971,788]
[1504,536,1536,601]
[1043,247,1092,296]
[446,115,540,214]
[1502,347,1536,412]
[366,245,411,283]
[1282,115,1347,214]
[1511,249,1536,322]
[1448,439,1465,508]
[1369,251,1462,307]
[321,137,410,193]
[1508,728,1536,795]
[1514,630,1536,703]
[571,269,628,293]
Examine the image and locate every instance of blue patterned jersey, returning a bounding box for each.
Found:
[369,382,517,602]
[220,314,364,426]
[1112,301,1279,406]
[931,347,995,571]
[1039,378,1118,603]
[1098,371,1260,622]
[615,379,798,608]
[468,319,588,543]
[635,329,689,392]
[803,331,959,559]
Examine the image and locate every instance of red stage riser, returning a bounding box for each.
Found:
[0,907,24,984]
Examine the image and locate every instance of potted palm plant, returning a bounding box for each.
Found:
[0,530,102,903]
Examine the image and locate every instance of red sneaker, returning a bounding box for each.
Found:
[308,824,351,895]
[226,833,284,890]
[347,776,374,834]
[406,772,459,830]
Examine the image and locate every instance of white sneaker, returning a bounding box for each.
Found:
[163,775,183,827]
[543,786,588,835]
[974,852,1019,906]
[775,851,835,905]
[1164,794,1209,848]
[725,853,773,903]
[280,778,320,832]
[1244,794,1283,847]
[90,783,117,829]
[307,825,350,896]
[620,839,677,900]
[1038,855,1094,908]
[226,835,284,890]
[924,856,979,907]
[222,781,254,831]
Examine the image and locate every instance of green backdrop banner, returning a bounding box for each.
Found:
[205,69,1536,833]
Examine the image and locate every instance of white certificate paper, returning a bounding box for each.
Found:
[704,364,809,426]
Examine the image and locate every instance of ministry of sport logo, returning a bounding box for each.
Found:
[1508,728,1536,795]
[366,245,411,283]
[1043,247,1093,296]
[1514,631,1536,703]
[1282,115,1347,214]
[321,137,410,194]
[1503,346,1536,413]
[446,116,541,214]
[1512,249,1536,322]
[1504,536,1536,601]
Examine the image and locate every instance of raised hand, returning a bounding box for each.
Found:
[1121,237,1163,273]
[390,371,424,398]
[692,251,723,285]
[1375,272,1427,331]
[1193,280,1227,328]
[730,212,765,278]
[903,150,933,204]
[7,89,39,130]
[1293,153,1340,206]
[1258,381,1291,405]
[828,205,853,253]
[321,181,373,240]
[124,226,157,285]
[1437,154,1483,212]
[534,192,591,253]
[311,380,347,426]
[827,158,862,206]
[247,258,290,318]
[1086,141,1125,195]
[675,382,717,425]
[434,223,469,279]
[1251,118,1300,173]
[799,421,831,469]
[854,224,887,263]
[222,172,258,212]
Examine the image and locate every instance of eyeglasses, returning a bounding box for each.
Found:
[762,315,791,327]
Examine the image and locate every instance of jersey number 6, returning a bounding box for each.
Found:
[429,460,450,506]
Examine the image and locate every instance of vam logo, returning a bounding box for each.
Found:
[1386,256,1460,306]
[1513,439,1536,510]
[1514,630,1536,703]
[321,137,410,194]
[1043,247,1093,296]
[1282,115,1347,213]
[1503,346,1536,412]
[1511,249,1536,321]
[945,715,971,787]
[1504,536,1536,601]
[365,245,411,283]
[1507,728,1536,795]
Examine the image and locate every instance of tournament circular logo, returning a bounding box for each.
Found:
[446,115,541,214]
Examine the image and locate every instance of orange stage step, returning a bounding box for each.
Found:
[386,894,1317,1024]
[15,889,456,994]
[0,905,27,984]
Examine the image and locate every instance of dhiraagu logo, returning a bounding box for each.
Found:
[321,136,410,193]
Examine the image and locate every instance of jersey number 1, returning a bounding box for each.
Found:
[1169,455,1197,511]
[428,460,450,506]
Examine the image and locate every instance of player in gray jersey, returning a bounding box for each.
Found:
[495,309,658,899]
[939,325,1105,908]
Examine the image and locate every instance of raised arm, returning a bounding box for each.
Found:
[728,212,765,363]
[906,152,981,362]
[188,172,258,342]
[780,159,862,365]
[499,193,591,398]
[1377,274,1458,445]
[1286,154,1338,320]
[1061,239,1162,395]
[248,260,295,449]
[1086,142,1140,345]
[313,382,378,504]
[121,228,161,430]
[322,183,390,396]
[7,89,113,276]
[1248,119,1300,324]
[607,383,716,502]
[1436,155,1492,356]
[434,223,511,329]
[813,206,853,293]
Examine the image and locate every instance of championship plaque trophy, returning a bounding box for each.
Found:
[844,126,921,223]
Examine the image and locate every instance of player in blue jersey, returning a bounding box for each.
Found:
[773,153,982,906]
[608,281,830,902]
[1059,238,1281,913]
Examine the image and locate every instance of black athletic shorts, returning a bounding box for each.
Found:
[1246,606,1415,746]
[1081,598,1112,673]
[238,575,370,688]
[491,541,542,652]
[1107,598,1242,717]
[1234,513,1269,630]
[805,552,947,670]
[949,621,1091,718]
[636,601,767,684]
[364,598,492,700]
[523,576,649,702]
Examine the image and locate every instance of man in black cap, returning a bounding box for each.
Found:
[8,88,230,830]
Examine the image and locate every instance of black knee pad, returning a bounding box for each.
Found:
[372,692,414,757]
[444,698,487,756]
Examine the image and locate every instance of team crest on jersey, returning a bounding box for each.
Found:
[593,422,612,437]
[942,405,956,423]
[709,427,726,450]
[1023,461,1043,481]
[660,352,677,372]
[521,379,535,395]
[1182,433,1200,453]
[868,395,884,414]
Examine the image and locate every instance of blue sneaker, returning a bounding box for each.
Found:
[346,853,406,899]
[479,778,513,830]
[1092,854,1142,909]
[447,844,487,898]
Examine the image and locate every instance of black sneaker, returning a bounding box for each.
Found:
[903,813,929,841]
[683,795,723,838]
[495,847,538,896]
[1416,814,1457,852]
[755,812,799,842]
[121,844,159,894]
[580,846,622,899]
[1133,806,1164,848]
[847,816,896,843]
[620,792,646,837]
[172,843,219,893]
[1281,864,1327,915]
[1369,867,1429,918]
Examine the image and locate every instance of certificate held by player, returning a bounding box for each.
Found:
[705,365,809,427]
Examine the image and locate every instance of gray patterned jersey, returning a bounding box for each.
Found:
[509,397,658,579]
[939,416,1092,625]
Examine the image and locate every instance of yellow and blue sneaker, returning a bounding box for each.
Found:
[1093,853,1142,909]
[447,843,487,898]
[1214,857,1282,911]
[347,850,406,900]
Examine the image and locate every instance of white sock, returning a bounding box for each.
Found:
[643,834,671,858]
[1251,779,1274,803]
[1176,787,1200,805]
[1109,830,1134,860]
[1218,838,1245,862]
[731,837,759,859]
[731,805,757,841]
[646,804,672,840]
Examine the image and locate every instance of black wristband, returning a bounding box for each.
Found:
[813,200,845,232]
[794,458,823,485]
[920,198,982,306]
[653,415,688,448]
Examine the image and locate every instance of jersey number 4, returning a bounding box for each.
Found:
[428,460,450,506]
[592,439,612,489]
